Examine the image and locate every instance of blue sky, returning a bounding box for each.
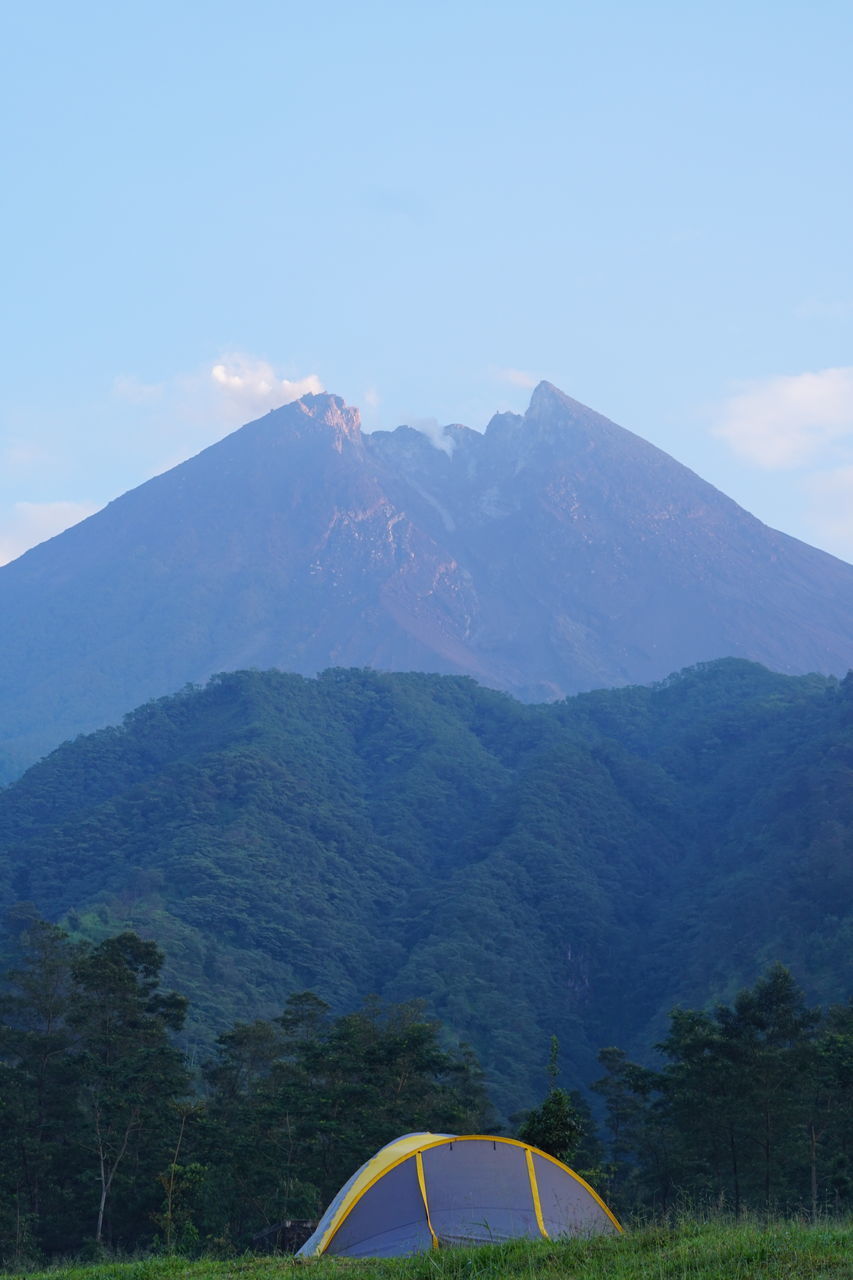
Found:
[2,0,852,564]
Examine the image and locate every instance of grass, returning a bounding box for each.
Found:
[4,1219,851,1280]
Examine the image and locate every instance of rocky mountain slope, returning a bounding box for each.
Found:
[1,383,852,781]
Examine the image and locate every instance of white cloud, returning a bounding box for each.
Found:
[0,501,98,567]
[358,386,382,432]
[713,367,853,468]
[1,354,324,563]
[496,367,538,389]
[210,356,323,416]
[804,466,853,564]
[113,353,324,429]
[409,417,455,456]
[111,352,325,476]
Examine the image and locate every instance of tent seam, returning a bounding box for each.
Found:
[524,1146,549,1238]
[415,1150,439,1250]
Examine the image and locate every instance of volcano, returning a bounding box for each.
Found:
[1,382,852,780]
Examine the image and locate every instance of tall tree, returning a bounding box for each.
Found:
[806,999,853,1214]
[68,933,189,1246]
[517,1037,585,1164]
[713,966,818,1208]
[592,1046,667,1208]
[0,918,83,1259]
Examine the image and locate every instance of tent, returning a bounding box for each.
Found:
[296,1132,622,1258]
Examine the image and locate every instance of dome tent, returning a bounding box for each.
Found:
[296,1132,622,1259]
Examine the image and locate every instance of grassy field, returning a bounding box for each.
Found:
[4,1220,851,1280]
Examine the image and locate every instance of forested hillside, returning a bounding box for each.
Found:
[1,660,851,1111]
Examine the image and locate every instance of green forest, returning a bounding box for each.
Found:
[0,920,494,1260]
[1,920,851,1265]
[1,660,851,1113]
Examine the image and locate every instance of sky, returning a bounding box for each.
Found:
[2,0,853,566]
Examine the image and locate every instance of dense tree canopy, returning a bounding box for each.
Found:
[2,927,849,1265]
[1,661,851,1113]
[0,921,190,1257]
[593,967,853,1217]
[0,920,493,1262]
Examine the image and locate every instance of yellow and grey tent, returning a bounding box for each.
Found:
[296,1132,622,1258]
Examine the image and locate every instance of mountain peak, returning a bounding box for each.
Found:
[292,391,362,441]
[528,379,566,406]
[520,381,658,462]
[525,380,596,422]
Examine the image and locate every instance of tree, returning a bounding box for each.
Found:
[201,993,494,1248]
[517,1037,584,1164]
[0,918,83,1259]
[657,1006,746,1212]
[712,966,818,1208]
[68,933,190,1246]
[200,1017,309,1246]
[806,999,853,1215]
[592,1045,666,1208]
[653,968,821,1213]
[151,1103,205,1254]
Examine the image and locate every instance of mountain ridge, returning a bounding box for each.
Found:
[1,659,850,1111]
[1,382,852,782]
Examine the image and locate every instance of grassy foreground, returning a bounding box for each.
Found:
[5,1221,852,1280]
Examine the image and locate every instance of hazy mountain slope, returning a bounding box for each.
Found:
[1,661,850,1111]
[2,384,853,782]
[369,384,853,692]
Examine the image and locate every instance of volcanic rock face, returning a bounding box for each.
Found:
[1,383,853,779]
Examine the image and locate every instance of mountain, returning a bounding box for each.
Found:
[1,660,851,1112]
[2,383,853,782]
